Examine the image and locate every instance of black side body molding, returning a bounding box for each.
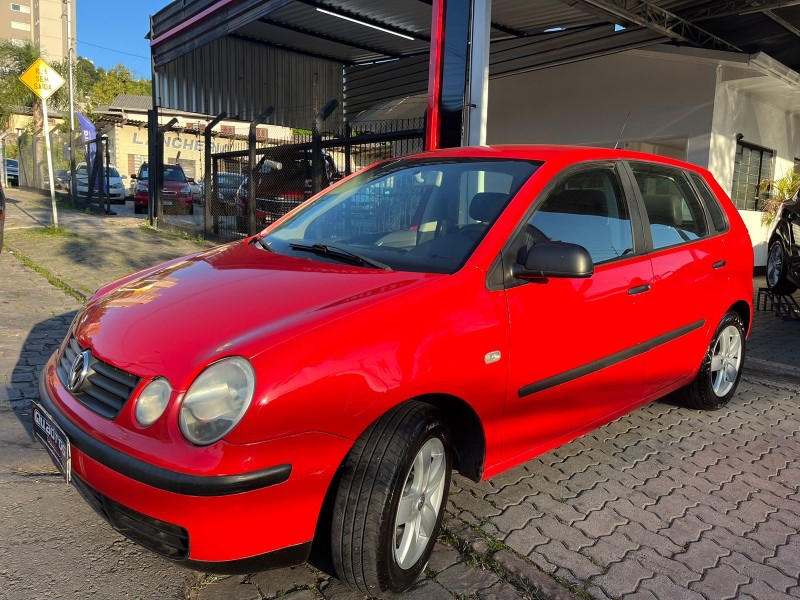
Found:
[519,320,706,398]
[38,371,291,496]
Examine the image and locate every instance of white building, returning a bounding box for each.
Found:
[487,45,800,266]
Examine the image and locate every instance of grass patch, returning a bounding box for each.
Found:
[19,225,78,239]
[3,245,86,303]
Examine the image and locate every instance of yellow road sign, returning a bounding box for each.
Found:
[19,58,65,100]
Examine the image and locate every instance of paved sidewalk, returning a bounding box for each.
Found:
[2,189,800,600]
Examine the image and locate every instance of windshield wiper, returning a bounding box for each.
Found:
[289,243,392,270]
[251,236,274,252]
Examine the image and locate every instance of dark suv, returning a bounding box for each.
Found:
[766,193,800,294]
[132,163,194,215]
[235,149,340,232]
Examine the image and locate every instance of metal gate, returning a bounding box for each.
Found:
[204,118,424,241]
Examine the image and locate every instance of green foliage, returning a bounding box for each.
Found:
[0,40,69,129]
[87,64,151,110]
[759,169,800,226]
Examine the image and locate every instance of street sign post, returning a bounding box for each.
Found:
[19,58,66,227]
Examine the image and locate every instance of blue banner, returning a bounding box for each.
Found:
[76,112,95,168]
[75,112,105,193]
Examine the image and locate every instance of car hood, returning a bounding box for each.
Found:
[75,241,437,385]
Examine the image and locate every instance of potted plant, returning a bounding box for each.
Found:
[760,169,800,226]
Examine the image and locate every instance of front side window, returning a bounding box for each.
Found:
[631,163,708,250]
[519,166,634,265]
[264,159,540,273]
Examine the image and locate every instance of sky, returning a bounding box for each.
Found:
[76,0,168,78]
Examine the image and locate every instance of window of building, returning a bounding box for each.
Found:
[220,125,235,136]
[731,141,774,211]
[11,3,31,13]
[11,20,31,31]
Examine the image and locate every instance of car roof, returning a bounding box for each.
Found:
[405,145,708,174]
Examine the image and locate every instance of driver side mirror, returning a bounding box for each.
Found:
[512,241,594,279]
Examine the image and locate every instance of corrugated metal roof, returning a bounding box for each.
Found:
[108,94,153,111]
[150,0,800,126]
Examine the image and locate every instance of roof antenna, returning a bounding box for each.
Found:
[614,109,631,149]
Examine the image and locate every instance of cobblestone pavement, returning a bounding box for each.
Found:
[2,190,800,600]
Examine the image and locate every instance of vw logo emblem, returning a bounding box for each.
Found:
[67,351,90,393]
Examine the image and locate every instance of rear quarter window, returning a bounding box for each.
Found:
[688,172,729,234]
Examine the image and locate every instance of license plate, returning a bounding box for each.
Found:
[32,402,71,482]
[163,200,173,206]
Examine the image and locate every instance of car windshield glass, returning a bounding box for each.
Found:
[106,167,120,178]
[6,159,18,168]
[263,158,540,274]
[163,167,186,182]
[220,174,243,186]
[139,167,149,180]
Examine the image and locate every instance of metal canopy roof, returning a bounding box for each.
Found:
[151,0,800,71]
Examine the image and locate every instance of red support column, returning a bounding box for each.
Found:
[426,0,446,151]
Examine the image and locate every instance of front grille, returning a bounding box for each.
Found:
[73,474,189,559]
[57,336,140,419]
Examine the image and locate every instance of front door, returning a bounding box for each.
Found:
[501,163,653,465]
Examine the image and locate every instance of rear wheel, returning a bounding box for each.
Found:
[766,240,797,295]
[676,311,745,410]
[331,402,451,596]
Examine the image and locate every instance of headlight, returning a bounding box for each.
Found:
[181,185,191,195]
[135,378,172,427]
[136,183,148,194]
[179,357,255,446]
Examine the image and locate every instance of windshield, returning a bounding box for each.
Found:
[263,158,540,274]
[6,159,18,168]
[219,174,244,186]
[163,166,187,182]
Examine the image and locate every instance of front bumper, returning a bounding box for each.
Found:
[37,359,352,567]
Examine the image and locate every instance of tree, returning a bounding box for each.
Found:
[87,64,151,109]
[0,40,70,132]
[0,40,71,187]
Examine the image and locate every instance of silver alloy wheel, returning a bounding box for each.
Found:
[767,243,783,288]
[393,437,447,570]
[709,324,743,397]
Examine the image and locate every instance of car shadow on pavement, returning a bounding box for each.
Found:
[4,310,78,438]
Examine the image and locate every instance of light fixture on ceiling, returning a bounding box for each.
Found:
[315,8,415,41]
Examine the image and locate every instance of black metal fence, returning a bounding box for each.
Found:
[197,117,424,241]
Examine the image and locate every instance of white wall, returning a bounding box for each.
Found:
[710,79,800,266]
[487,52,719,167]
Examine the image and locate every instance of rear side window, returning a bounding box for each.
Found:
[689,172,728,233]
[630,163,708,250]
[527,166,634,265]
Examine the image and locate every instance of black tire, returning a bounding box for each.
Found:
[331,402,451,596]
[134,204,144,215]
[676,311,746,410]
[766,239,798,295]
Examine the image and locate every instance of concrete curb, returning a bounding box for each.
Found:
[743,357,800,389]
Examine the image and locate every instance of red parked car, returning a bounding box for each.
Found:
[132,162,194,215]
[34,146,753,595]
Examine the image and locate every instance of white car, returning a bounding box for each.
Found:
[76,164,127,203]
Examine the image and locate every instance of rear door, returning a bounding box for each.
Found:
[501,162,653,464]
[624,161,727,396]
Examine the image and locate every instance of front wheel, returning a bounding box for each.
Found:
[766,240,797,295]
[676,311,746,410]
[331,402,451,596]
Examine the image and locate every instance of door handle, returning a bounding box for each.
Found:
[628,284,651,295]
[712,260,727,269]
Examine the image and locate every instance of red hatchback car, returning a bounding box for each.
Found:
[34,146,753,595]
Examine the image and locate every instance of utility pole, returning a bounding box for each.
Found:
[64,0,77,198]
